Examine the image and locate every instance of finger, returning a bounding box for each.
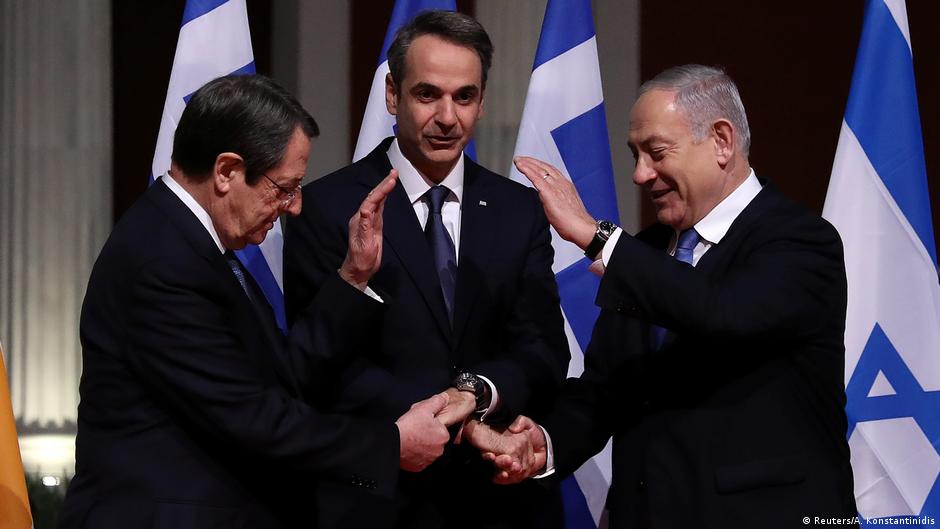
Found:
[492,454,518,471]
[360,169,399,211]
[454,422,465,444]
[416,393,448,414]
[512,157,545,188]
[516,156,561,179]
[507,415,533,434]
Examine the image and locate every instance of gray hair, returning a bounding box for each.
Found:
[639,65,751,156]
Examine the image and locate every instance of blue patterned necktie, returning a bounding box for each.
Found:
[424,185,457,324]
[651,228,701,349]
[224,251,257,304]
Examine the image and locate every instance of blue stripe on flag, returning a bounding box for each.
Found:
[552,104,620,222]
[182,61,255,104]
[562,476,598,529]
[378,0,457,64]
[844,0,935,264]
[533,0,596,69]
[181,0,229,26]
[236,245,288,333]
[557,260,602,352]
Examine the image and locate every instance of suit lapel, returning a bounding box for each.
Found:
[358,142,453,340]
[694,180,776,274]
[452,162,496,348]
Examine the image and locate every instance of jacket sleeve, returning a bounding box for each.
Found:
[123,257,400,497]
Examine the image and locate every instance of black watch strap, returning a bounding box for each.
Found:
[584,220,618,260]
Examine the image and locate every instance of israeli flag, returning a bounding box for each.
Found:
[822,0,940,524]
[150,0,288,332]
[353,0,458,162]
[509,0,618,526]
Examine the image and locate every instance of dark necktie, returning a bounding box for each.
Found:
[225,251,255,303]
[424,185,457,324]
[651,228,700,349]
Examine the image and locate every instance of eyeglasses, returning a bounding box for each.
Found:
[261,173,301,206]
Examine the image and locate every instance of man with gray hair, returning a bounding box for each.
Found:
[467,64,858,528]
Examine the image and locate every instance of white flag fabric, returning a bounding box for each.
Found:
[510,0,619,526]
[353,0,459,162]
[150,0,288,331]
[823,0,939,524]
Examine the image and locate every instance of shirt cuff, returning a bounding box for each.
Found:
[601,227,624,266]
[363,285,384,303]
[476,374,499,421]
[588,227,624,277]
[533,425,555,479]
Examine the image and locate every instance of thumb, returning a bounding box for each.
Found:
[415,393,448,415]
[508,415,533,434]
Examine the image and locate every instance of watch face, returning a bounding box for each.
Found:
[455,373,484,395]
[598,220,616,238]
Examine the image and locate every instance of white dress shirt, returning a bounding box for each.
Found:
[387,139,464,259]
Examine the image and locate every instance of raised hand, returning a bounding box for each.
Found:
[464,415,547,484]
[339,169,398,290]
[513,156,596,251]
[395,393,449,472]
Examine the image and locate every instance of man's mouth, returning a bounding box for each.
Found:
[649,188,673,201]
[426,136,459,148]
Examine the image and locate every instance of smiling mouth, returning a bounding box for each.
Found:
[649,189,673,200]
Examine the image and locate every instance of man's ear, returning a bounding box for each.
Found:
[385,73,399,116]
[712,119,735,166]
[213,152,243,194]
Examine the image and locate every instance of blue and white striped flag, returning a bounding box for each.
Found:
[151,0,288,332]
[823,0,939,525]
[509,0,618,526]
[353,0,459,162]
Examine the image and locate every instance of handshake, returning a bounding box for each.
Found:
[394,389,548,484]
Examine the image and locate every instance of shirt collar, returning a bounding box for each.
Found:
[691,169,762,245]
[387,138,464,205]
[162,173,226,254]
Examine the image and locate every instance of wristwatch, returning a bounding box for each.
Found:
[584,220,618,261]
[453,372,492,416]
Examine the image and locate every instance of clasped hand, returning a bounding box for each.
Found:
[396,391,547,484]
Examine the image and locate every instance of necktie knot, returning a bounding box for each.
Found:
[426,185,450,214]
[674,228,700,265]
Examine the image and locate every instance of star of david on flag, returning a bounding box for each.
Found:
[822,0,940,524]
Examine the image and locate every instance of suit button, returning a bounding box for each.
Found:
[637,479,646,491]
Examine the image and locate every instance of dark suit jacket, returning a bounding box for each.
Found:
[285,139,570,528]
[61,178,400,529]
[540,183,858,529]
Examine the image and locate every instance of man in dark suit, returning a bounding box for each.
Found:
[284,11,569,529]
[61,74,453,529]
[467,65,858,528]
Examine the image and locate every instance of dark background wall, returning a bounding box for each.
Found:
[112,0,939,251]
[640,0,939,253]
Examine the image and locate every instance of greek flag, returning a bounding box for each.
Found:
[354,0,478,161]
[150,0,288,332]
[509,0,618,526]
[822,0,940,524]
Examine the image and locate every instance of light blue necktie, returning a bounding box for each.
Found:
[651,228,700,350]
[425,185,457,325]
